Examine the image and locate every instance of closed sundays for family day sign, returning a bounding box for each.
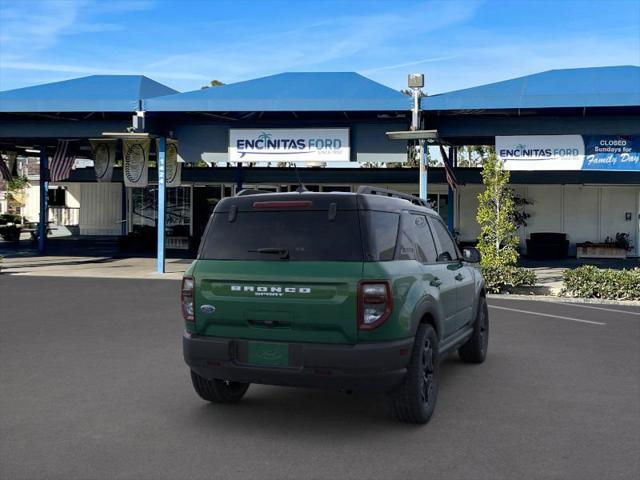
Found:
[229,128,350,162]
[497,135,640,171]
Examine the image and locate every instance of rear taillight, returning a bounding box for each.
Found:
[358,281,393,330]
[181,276,195,322]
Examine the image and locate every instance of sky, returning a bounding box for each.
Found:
[0,0,639,94]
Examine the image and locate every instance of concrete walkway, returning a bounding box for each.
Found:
[0,255,191,280]
[0,255,569,291]
[1,254,637,290]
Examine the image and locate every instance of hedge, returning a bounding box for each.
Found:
[562,266,640,300]
[481,265,537,294]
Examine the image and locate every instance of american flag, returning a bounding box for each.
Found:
[439,145,458,190]
[50,140,77,182]
[0,156,12,181]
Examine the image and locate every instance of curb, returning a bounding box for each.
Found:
[503,285,558,296]
[488,293,640,307]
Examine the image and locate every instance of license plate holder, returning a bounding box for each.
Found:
[247,342,289,367]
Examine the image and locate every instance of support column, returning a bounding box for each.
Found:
[447,146,455,233]
[419,140,428,200]
[235,162,244,193]
[38,146,48,254]
[121,182,127,236]
[157,137,166,273]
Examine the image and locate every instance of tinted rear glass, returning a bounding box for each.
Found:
[200,211,363,261]
[361,211,400,261]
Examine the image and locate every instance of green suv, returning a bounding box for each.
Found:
[182,186,488,423]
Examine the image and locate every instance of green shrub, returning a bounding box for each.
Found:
[481,265,537,293]
[562,266,640,300]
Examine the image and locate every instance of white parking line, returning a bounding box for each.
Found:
[539,302,640,317]
[489,305,607,326]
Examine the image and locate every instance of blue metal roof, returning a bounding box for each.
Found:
[0,75,178,113]
[145,72,410,112]
[422,66,640,111]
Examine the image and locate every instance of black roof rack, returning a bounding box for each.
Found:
[357,185,428,208]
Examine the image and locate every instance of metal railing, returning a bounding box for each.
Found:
[48,207,79,226]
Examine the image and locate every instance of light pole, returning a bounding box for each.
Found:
[408,73,426,200]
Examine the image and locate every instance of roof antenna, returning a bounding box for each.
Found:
[292,163,308,193]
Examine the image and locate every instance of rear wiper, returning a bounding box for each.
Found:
[248,247,290,259]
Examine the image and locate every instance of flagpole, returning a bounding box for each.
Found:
[38,146,48,254]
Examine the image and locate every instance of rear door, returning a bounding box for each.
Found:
[194,204,363,344]
[428,216,476,329]
[405,212,459,338]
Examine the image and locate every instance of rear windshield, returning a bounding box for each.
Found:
[199,210,363,261]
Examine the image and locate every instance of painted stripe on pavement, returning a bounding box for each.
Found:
[489,305,607,326]
[538,302,640,317]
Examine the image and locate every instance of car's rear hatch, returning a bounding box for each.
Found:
[193,193,363,344]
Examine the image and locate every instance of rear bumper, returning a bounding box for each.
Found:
[183,333,413,393]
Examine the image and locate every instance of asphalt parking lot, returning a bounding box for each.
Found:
[1,276,639,480]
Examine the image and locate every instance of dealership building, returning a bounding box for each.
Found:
[0,65,638,265]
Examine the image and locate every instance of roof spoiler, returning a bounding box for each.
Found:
[357,186,428,208]
[235,188,272,196]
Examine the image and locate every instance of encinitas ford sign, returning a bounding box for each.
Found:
[497,135,584,170]
[229,128,350,162]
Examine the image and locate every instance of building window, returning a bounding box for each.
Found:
[425,193,449,225]
[48,188,66,207]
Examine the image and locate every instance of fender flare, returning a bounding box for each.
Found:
[410,297,445,339]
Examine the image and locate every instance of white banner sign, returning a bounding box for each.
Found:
[496,135,585,170]
[229,128,350,162]
[123,138,150,187]
[156,138,181,187]
[90,139,116,182]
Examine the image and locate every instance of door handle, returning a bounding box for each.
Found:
[455,273,464,281]
[430,277,442,287]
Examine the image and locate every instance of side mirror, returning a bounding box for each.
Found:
[462,247,481,263]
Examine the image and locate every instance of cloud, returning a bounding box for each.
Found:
[140,0,484,89]
[0,0,152,60]
[417,30,640,94]
[0,60,209,81]
[361,55,459,74]
[1,0,637,95]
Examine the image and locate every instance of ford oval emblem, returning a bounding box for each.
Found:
[200,305,216,313]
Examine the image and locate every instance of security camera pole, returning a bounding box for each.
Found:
[408,73,427,200]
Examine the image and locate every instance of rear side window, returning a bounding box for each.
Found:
[429,217,459,262]
[410,214,438,263]
[396,228,416,261]
[361,211,399,261]
[200,210,363,261]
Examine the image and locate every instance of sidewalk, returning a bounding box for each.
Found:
[1,255,637,289]
[0,255,190,280]
[0,255,568,290]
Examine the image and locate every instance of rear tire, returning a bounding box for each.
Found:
[190,370,250,403]
[458,296,489,363]
[387,324,439,424]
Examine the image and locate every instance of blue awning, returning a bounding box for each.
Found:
[0,75,178,113]
[145,72,410,112]
[422,66,640,111]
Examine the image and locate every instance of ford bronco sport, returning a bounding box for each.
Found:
[182,186,488,423]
